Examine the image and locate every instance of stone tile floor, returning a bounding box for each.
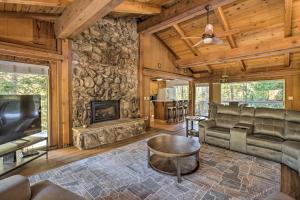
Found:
[29,135,280,200]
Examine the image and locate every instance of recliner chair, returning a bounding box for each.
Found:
[200,105,240,148]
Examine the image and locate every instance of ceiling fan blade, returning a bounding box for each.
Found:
[192,40,203,47]
[212,37,224,45]
[214,28,240,38]
[181,36,202,39]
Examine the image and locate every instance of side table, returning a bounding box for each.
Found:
[185,116,207,138]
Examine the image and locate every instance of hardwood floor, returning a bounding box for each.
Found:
[8,128,184,177]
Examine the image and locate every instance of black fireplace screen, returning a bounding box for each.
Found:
[91,100,120,123]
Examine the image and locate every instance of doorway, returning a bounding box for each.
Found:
[149,78,189,132]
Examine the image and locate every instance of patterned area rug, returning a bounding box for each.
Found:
[29,135,280,200]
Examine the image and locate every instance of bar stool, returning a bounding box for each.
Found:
[167,107,174,124]
[177,106,184,122]
[172,106,177,123]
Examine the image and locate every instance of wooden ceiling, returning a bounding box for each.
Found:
[139,0,300,77]
[1,0,300,79]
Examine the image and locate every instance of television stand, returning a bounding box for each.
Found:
[0,135,48,177]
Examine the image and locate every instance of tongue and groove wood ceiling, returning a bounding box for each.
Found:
[1,0,300,78]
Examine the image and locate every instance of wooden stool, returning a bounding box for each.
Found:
[167,107,174,124]
[172,107,177,123]
[177,106,184,122]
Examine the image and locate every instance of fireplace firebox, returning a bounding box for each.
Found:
[91,100,120,123]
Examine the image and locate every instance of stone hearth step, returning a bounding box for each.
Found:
[72,118,145,150]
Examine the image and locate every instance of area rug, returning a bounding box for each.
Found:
[29,135,280,200]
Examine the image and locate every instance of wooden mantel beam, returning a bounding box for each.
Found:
[114,1,161,15]
[176,36,300,68]
[55,0,123,39]
[0,0,73,7]
[137,0,239,34]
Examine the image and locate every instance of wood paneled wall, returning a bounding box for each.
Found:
[285,75,300,111]
[0,17,59,51]
[0,17,72,148]
[139,34,194,127]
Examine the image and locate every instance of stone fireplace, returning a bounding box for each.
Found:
[72,17,139,127]
[91,100,120,123]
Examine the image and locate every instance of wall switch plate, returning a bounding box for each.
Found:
[288,96,294,101]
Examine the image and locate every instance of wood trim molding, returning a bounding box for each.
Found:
[143,68,194,81]
[0,41,63,61]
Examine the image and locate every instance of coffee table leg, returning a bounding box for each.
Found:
[147,148,150,168]
[177,158,181,183]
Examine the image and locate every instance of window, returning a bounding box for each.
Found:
[174,85,189,100]
[0,61,49,148]
[221,80,285,109]
[195,84,209,116]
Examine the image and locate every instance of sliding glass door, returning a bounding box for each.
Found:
[195,83,209,116]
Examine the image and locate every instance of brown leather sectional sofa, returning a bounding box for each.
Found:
[0,175,84,200]
[199,105,300,174]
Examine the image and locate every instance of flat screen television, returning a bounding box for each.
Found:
[0,95,41,145]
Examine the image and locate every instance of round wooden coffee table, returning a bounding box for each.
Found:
[147,135,201,183]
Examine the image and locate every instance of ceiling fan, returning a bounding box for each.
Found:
[182,5,239,47]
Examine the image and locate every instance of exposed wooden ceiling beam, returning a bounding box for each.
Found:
[194,66,300,83]
[206,65,213,74]
[239,60,247,71]
[176,36,300,68]
[0,0,72,7]
[214,7,237,48]
[284,0,293,37]
[0,11,59,21]
[173,24,201,56]
[284,52,291,67]
[137,0,239,34]
[114,1,161,15]
[214,6,248,72]
[55,0,123,39]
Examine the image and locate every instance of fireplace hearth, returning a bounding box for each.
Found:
[91,100,120,123]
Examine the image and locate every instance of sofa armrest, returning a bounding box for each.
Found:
[230,127,252,153]
[198,119,216,143]
[0,175,31,200]
[199,119,216,129]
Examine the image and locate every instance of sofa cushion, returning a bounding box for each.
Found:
[282,140,300,159]
[215,113,240,128]
[254,117,285,138]
[255,108,285,120]
[285,111,300,142]
[31,180,85,200]
[217,104,240,115]
[247,134,284,151]
[0,175,31,200]
[239,107,255,124]
[206,127,230,140]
